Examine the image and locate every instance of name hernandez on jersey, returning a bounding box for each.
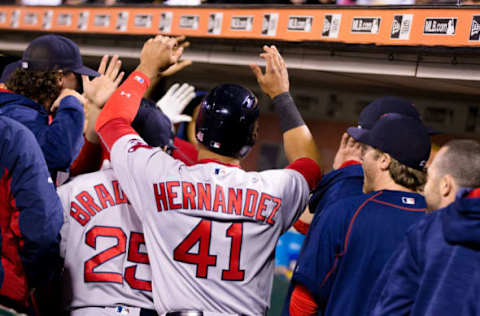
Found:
[153,181,281,225]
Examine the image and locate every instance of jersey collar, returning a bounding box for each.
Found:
[195,158,241,169]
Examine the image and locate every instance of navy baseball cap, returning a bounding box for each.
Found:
[357,113,431,170]
[20,34,99,77]
[347,96,437,140]
[0,60,21,83]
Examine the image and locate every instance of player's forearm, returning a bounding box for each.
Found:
[95,71,150,150]
[273,93,321,165]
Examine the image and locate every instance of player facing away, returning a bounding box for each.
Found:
[58,162,155,316]
[58,100,175,316]
[95,35,322,315]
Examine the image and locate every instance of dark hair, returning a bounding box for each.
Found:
[6,68,61,110]
[436,139,480,188]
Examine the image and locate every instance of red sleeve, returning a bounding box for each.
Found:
[467,188,480,198]
[293,219,310,235]
[95,71,150,150]
[286,158,322,191]
[290,284,319,316]
[172,137,198,166]
[69,137,102,176]
[338,160,361,169]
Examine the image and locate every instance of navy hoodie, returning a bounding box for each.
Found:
[309,162,364,214]
[0,91,84,182]
[371,188,480,316]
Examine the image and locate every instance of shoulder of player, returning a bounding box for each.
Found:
[59,169,114,191]
[368,190,426,209]
[311,194,371,228]
[254,168,307,185]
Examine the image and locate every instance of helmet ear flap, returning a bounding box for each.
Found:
[195,84,259,158]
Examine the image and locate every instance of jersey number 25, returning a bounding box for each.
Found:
[84,226,152,291]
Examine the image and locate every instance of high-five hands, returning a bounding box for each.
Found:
[156,83,196,124]
[137,35,188,80]
[82,54,125,108]
[250,45,289,99]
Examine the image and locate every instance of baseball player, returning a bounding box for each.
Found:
[95,36,321,315]
[370,140,480,315]
[58,102,174,316]
[0,116,63,315]
[309,97,432,220]
[284,113,430,316]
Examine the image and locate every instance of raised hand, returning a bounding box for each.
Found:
[136,35,188,79]
[156,83,196,124]
[332,132,363,170]
[250,45,289,99]
[82,55,124,107]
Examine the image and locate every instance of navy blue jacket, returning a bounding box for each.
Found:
[0,91,84,181]
[283,190,426,316]
[309,163,364,214]
[0,116,63,309]
[370,188,480,316]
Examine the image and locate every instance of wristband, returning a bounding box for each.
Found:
[272,92,305,133]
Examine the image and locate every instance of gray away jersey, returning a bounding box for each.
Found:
[58,166,154,311]
[110,135,310,315]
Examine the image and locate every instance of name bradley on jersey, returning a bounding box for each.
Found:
[153,181,282,225]
[69,180,129,226]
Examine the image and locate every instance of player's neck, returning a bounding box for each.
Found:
[374,174,416,193]
[197,145,241,166]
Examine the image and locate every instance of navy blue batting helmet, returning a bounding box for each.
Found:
[195,84,259,158]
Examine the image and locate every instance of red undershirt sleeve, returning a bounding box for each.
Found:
[290,284,319,316]
[338,160,361,169]
[95,71,150,151]
[293,219,310,235]
[286,157,322,191]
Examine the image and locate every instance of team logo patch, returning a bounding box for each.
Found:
[402,197,415,205]
[94,14,110,27]
[159,12,172,33]
[77,11,89,30]
[10,10,20,28]
[128,139,152,153]
[134,14,151,28]
[133,75,144,84]
[423,18,457,35]
[207,13,223,34]
[230,16,253,31]
[391,14,413,40]
[179,15,199,30]
[57,13,72,26]
[288,16,313,32]
[42,10,53,29]
[351,17,381,34]
[470,16,480,41]
[24,12,38,25]
[322,14,341,38]
[116,12,129,31]
[261,13,279,36]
